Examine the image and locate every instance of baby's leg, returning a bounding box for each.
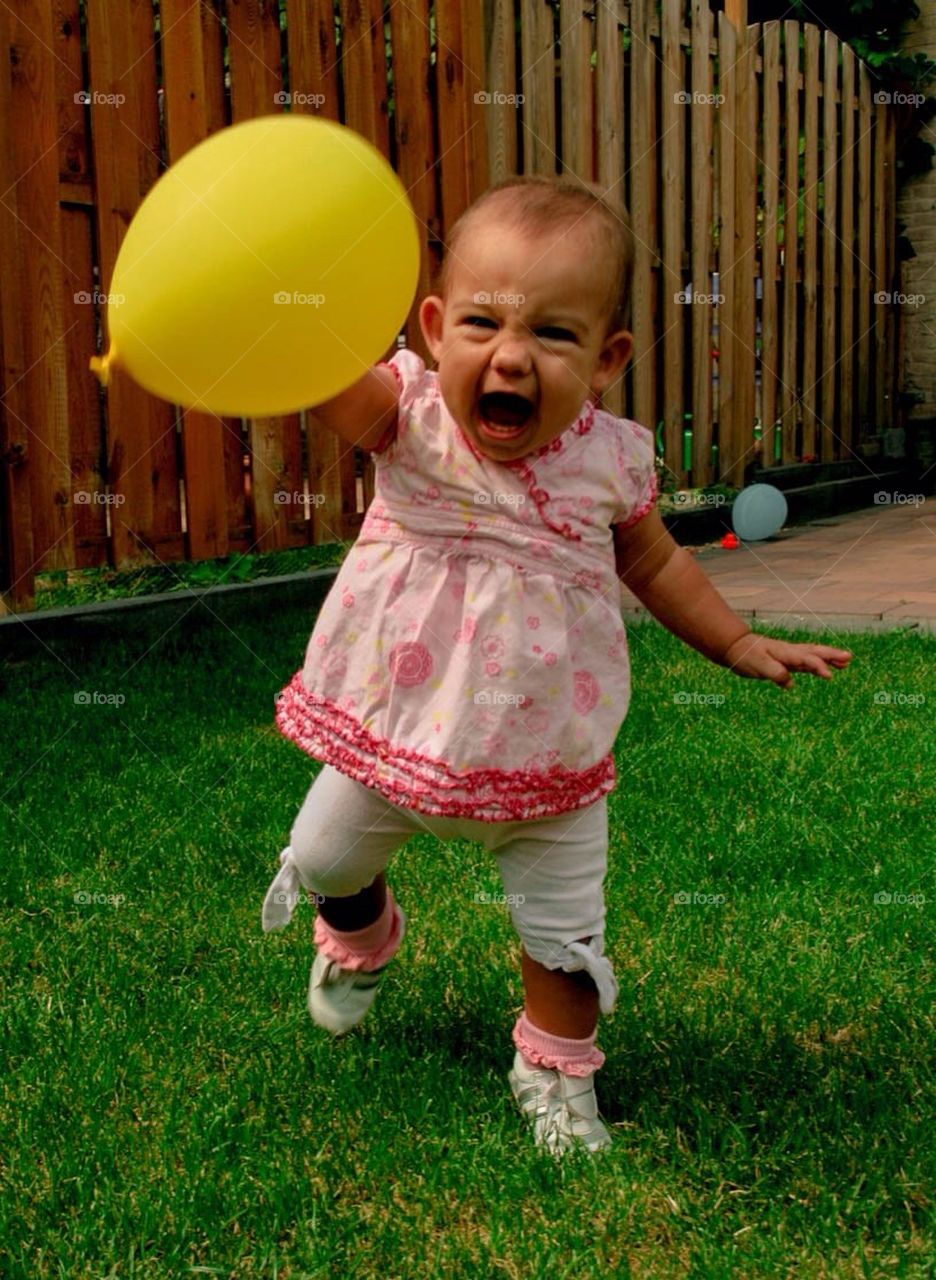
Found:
[488,797,615,1074]
[519,947,599,1038]
[288,765,421,969]
[289,765,415,899]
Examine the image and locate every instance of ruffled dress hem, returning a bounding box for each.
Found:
[275,672,617,822]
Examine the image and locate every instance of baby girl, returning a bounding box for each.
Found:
[261,174,853,1157]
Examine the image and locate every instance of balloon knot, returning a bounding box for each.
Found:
[89,352,111,387]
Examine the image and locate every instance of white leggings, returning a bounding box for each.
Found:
[264,764,618,1015]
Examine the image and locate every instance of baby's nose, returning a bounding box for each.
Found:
[490,336,533,371]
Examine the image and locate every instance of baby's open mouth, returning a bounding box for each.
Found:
[477,391,536,433]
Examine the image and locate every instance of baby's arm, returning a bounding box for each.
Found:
[310,364,400,452]
[613,510,854,689]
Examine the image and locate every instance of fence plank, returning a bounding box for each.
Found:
[285,0,340,117]
[872,97,888,436]
[227,0,307,552]
[0,7,36,608]
[883,105,896,433]
[162,0,245,562]
[462,1,490,202]
[839,41,855,459]
[483,0,519,184]
[560,0,593,182]
[759,21,780,470]
[661,0,685,486]
[716,10,737,484]
[779,20,799,464]
[283,0,350,545]
[595,0,625,418]
[594,0,623,195]
[61,209,107,568]
[339,0,390,159]
[731,20,757,484]
[57,0,93,202]
[856,63,872,452]
[690,0,714,486]
[57,0,108,569]
[801,23,819,459]
[202,2,250,555]
[8,1,77,585]
[520,0,555,175]
[86,0,183,567]
[629,0,657,435]
[388,0,437,361]
[435,0,471,230]
[820,29,839,462]
[336,0,396,532]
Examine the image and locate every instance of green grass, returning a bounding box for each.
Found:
[0,607,933,1278]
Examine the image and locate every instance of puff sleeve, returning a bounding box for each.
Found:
[371,347,428,461]
[611,418,659,529]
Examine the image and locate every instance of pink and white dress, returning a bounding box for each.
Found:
[275,347,657,821]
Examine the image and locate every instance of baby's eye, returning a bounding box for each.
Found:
[536,326,576,342]
[462,315,497,328]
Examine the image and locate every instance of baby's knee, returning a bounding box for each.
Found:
[518,929,619,1016]
[287,831,368,898]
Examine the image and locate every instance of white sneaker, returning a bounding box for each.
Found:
[307,951,390,1036]
[508,1050,612,1156]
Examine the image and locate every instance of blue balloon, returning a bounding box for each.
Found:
[731,483,788,541]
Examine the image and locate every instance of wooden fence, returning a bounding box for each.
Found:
[0,0,899,613]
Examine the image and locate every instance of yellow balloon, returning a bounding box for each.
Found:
[89,116,420,417]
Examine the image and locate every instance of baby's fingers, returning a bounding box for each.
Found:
[813,645,854,667]
[790,644,854,677]
[799,652,845,679]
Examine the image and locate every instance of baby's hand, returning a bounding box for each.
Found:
[722,633,854,691]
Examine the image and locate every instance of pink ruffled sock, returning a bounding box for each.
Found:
[313,889,404,973]
[512,1009,605,1078]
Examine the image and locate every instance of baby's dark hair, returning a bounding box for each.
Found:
[434,174,634,337]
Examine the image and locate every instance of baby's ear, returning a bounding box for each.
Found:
[593,328,633,392]
[418,295,446,355]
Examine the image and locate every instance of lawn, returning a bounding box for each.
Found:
[0,600,932,1278]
